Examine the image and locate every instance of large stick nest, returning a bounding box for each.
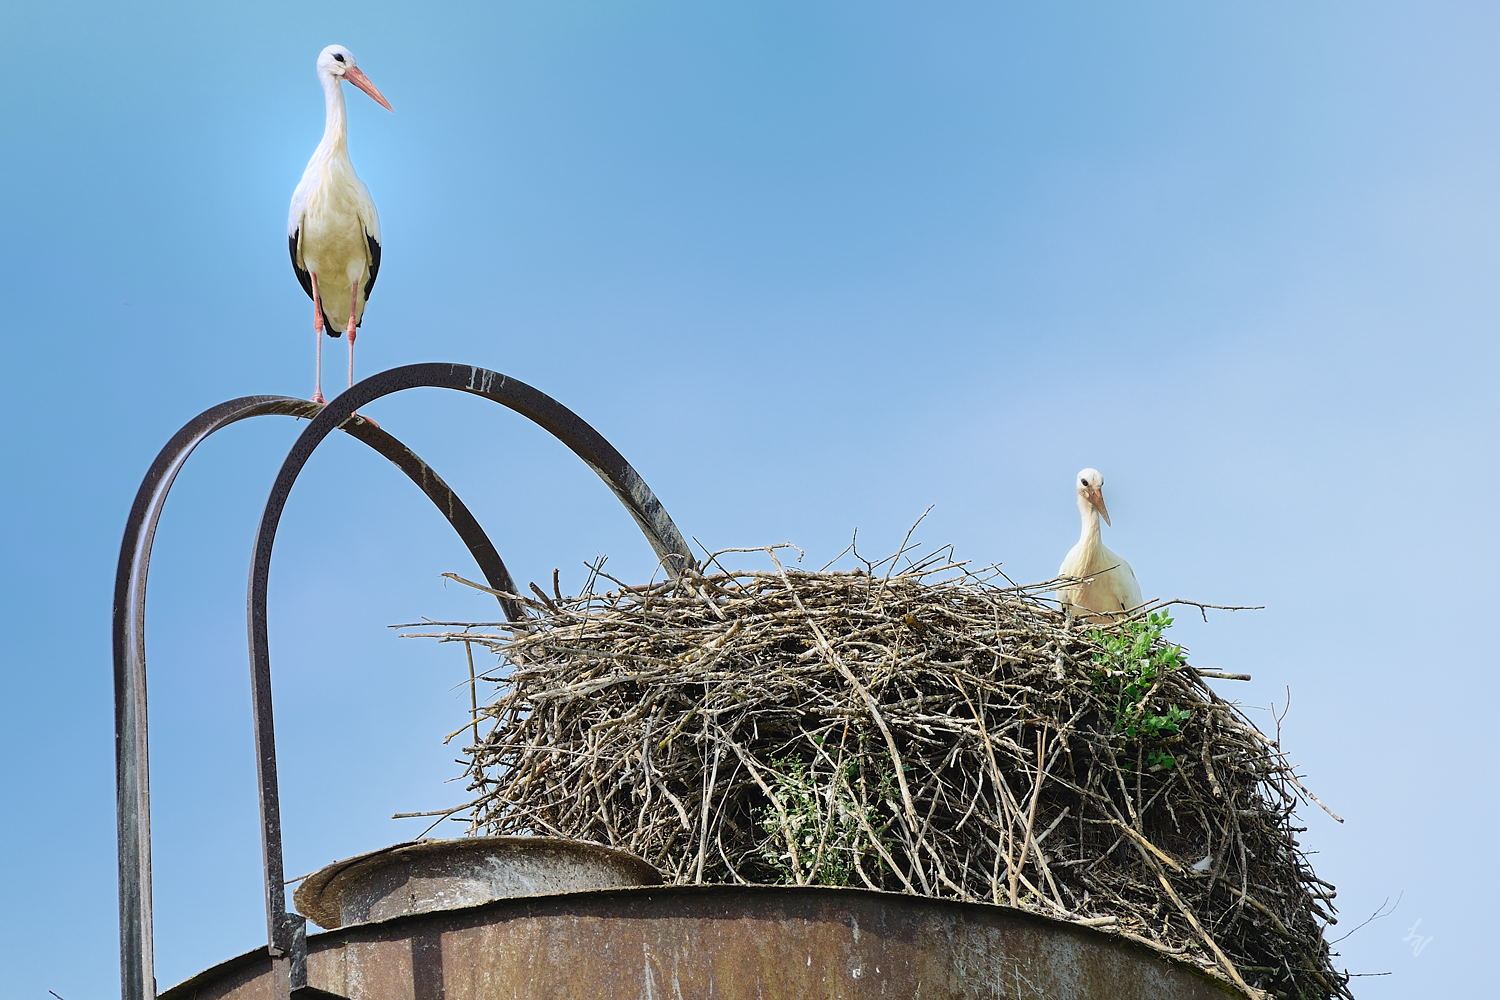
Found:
[416,544,1349,999]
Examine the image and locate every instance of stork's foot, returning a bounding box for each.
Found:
[311,391,326,405]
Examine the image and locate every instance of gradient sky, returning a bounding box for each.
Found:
[2,2,1495,996]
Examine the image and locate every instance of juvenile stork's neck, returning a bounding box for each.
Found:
[1076,496,1102,555]
[316,73,349,157]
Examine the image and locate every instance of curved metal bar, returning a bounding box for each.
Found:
[115,396,520,1000]
[245,364,697,988]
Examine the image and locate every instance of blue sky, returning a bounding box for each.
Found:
[2,2,1495,995]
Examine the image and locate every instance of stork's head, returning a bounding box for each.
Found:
[1075,468,1111,526]
[317,44,393,111]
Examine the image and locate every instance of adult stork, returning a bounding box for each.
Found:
[288,44,392,404]
[1057,468,1144,620]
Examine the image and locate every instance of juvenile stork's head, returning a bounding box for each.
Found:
[317,44,393,111]
[1075,467,1111,526]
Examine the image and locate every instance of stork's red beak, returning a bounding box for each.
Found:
[1087,486,1112,527]
[344,67,393,111]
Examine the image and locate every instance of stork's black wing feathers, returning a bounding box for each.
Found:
[289,230,313,300]
[364,230,381,302]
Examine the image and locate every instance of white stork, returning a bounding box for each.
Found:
[288,44,392,404]
[1057,468,1144,620]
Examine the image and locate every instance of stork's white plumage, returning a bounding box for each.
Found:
[1057,468,1143,620]
[288,44,391,404]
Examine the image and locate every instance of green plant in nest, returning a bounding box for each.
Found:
[756,744,894,887]
[1089,612,1192,768]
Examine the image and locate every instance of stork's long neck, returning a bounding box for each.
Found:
[1076,494,1102,555]
[317,72,349,157]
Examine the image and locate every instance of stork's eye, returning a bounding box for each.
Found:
[333,53,346,63]
[1081,478,1088,486]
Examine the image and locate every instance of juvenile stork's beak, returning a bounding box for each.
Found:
[344,67,393,111]
[1087,485,1112,527]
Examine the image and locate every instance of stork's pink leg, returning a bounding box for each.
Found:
[310,273,326,405]
[346,280,359,389]
[341,281,380,426]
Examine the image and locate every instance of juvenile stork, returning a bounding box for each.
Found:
[288,44,392,404]
[1057,468,1144,620]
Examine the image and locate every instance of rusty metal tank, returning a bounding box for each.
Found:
[163,840,1243,1000]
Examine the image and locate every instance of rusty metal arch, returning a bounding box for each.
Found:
[115,394,522,1000]
[244,365,697,995]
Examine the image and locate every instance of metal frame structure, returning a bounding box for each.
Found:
[114,365,696,1000]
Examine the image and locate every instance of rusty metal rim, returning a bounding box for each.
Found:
[160,884,1251,1000]
[293,836,665,929]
